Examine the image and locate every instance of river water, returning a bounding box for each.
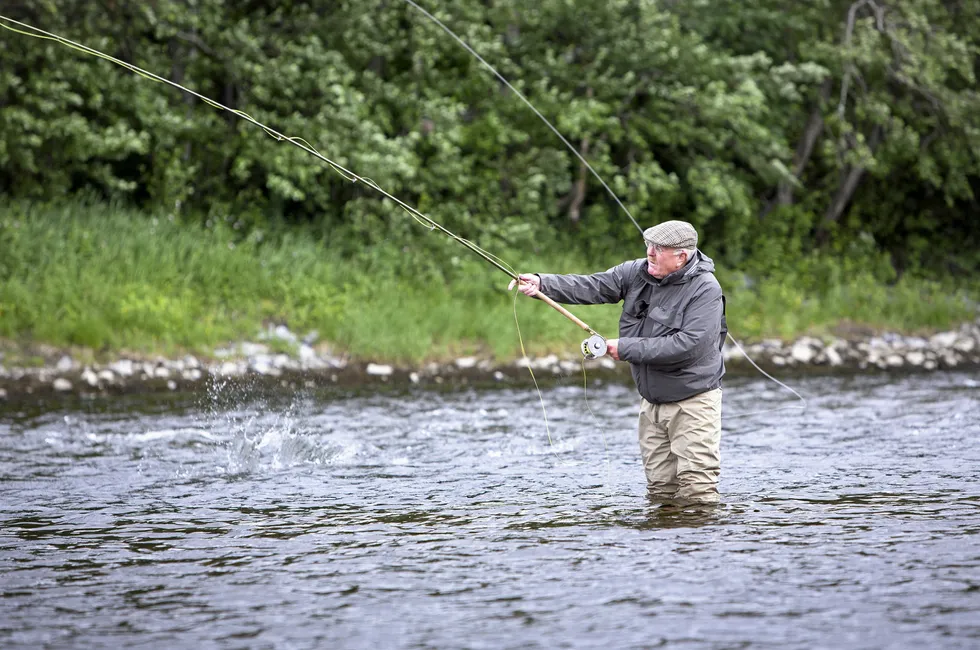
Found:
[1,370,979,649]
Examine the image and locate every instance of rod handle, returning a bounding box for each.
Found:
[534,291,593,334]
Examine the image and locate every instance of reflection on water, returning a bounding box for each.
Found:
[1,371,979,649]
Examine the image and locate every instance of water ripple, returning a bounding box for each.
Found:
[1,371,979,648]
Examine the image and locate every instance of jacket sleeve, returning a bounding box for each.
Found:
[618,283,723,365]
[536,261,633,305]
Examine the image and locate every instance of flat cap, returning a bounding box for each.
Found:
[643,220,698,249]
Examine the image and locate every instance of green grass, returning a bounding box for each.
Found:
[1,200,977,364]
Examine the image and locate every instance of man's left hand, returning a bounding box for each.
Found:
[606,338,620,360]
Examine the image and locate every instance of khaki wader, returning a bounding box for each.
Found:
[638,387,722,504]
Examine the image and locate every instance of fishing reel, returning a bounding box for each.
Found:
[581,334,607,360]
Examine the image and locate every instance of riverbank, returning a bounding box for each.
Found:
[5,201,980,360]
[2,318,978,401]
[4,200,980,401]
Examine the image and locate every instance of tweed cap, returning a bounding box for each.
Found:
[643,220,698,249]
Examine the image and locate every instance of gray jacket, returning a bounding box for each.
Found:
[538,250,726,404]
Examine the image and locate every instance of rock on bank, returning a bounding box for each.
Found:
[1,320,979,400]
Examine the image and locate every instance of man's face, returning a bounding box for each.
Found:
[646,244,686,279]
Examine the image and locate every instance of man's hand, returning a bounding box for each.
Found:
[606,338,620,360]
[507,273,540,297]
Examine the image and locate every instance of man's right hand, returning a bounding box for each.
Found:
[507,273,541,297]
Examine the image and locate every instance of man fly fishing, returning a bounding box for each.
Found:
[513,220,727,505]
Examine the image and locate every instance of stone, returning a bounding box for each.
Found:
[824,347,843,367]
[0,388,6,400]
[493,371,505,381]
[153,366,170,379]
[183,355,200,369]
[953,338,975,353]
[930,332,958,349]
[273,325,297,342]
[167,380,177,391]
[56,356,73,372]
[366,363,393,376]
[868,337,890,350]
[800,336,824,350]
[251,356,280,376]
[81,368,99,387]
[298,345,326,370]
[772,355,786,366]
[533,354,559,370]
[109,359,134,377]
[885,354,904,367]
[906,351,925,366]
[455,357,478,369]
[240,342,269,357]
[409,372,420,384]
[53,378,72,392]
[181,368,203,381]
[97,370,115,383]
[218,361,242,376]
[790,341,815,364]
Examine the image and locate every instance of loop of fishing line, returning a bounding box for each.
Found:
[2,4,805,442]
[0,12,592,461]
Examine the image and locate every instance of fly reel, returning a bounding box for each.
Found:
[581,334,607,360]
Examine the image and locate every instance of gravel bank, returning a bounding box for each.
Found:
[2,320,978,400]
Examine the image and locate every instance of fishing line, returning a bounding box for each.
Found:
[722,335,808,418]
[403,0,807,419]
[581,357,614,488]
[511,293,604,491]
[509,291,564,465]
[402,0,644,237]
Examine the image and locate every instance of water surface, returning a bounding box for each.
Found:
[2,371,979,648]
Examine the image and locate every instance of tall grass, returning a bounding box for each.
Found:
[1,200,976,362]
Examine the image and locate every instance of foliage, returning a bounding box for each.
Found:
[0,1,978,357]
[2,1,975,271]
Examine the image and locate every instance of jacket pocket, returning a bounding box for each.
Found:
[646,305,684,334]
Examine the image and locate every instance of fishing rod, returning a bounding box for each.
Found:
[0,14,608,360]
